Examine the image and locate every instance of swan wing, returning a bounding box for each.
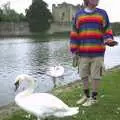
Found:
[54,66,64,77]
[46,66,64,77]
[17,93,69,111]
[46,67,56,76]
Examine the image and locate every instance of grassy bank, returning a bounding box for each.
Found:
[2,69,120,120]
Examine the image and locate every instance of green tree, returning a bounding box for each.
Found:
[1,9,26,22]
[0,8,3,21]
[0,4,26,22]
[19,13,26,21]
[26,0,53,32]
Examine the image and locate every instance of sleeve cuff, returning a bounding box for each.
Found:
[103,34,113,40]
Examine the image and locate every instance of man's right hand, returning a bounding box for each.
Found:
[104,39,118,47]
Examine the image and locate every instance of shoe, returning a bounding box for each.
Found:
[76,96,88,104]
[82,98,97,107]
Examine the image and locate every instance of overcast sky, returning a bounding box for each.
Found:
[0,0,119,22]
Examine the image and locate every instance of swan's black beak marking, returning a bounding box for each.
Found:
[14,80,19,92]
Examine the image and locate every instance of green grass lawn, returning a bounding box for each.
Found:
[3,69,120,120]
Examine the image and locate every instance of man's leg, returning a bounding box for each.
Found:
[82,77,90,98]
[77,77,90,104]
[82,57,103,106]
[77,57,90,104]
[91,79,100,100]
[91,57,104,100]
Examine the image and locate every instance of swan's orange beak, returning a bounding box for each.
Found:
[14,80,19,92]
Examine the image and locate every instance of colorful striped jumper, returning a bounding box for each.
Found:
[70,8,113,57]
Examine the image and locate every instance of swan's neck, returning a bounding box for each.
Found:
[15,79,35,101]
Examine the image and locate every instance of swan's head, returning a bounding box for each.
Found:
[14,74,36,91]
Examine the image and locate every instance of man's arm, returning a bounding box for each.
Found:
[102,11,118,47]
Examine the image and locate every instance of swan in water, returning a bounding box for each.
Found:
[46,65,64,88]
[46,65,64,78]
[14,74,79,120]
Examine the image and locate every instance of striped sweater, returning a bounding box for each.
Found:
[70,8,113,57]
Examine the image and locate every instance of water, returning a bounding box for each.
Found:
[104,36,120,68]
[0,36,120,107]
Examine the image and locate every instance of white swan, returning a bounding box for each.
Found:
[14,74,79,120]
[46,65,64,88]
[46,65,64,77]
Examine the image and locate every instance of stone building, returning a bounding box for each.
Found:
[32,1,82,24]
[52,2,81,24]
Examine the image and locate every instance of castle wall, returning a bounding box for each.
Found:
[47,23,72,34]
[0,22,72,36]
[52,3,81,23]
[0,22,30,36]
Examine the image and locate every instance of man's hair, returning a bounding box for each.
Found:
[83,0,89,6]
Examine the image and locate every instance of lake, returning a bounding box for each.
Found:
[0,36,120,107]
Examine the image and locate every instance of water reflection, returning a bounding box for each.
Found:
[0,36,119,107]
[0,37,79,107]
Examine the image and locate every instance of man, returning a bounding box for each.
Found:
[70,0,118,106]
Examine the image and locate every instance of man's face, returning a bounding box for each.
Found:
[88,0,99,6]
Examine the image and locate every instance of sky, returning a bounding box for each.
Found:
[0,0,119,22]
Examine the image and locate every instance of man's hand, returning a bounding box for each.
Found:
[104,39,118,47]
[72,53,79,67]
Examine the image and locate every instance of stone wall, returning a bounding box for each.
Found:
[0,22,72,36]
[52,2,81,23]
[47,23,72,34]
[0,22,31,36]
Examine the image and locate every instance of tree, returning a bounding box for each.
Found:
[0,8,3,21]
[26,0,53,32]
[0,2,26,22]
[0,9,26,22]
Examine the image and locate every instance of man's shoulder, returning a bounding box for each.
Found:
[96,8,107,14]
[75,8,84,16]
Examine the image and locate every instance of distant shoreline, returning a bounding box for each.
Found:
[0,22,120,38]
[0,31,70,39]
[0,32,119,39]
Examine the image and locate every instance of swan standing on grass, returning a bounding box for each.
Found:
[14,74,79,120]
[46,65,64,88]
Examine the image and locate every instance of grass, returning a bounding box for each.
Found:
[3,69,120,120]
